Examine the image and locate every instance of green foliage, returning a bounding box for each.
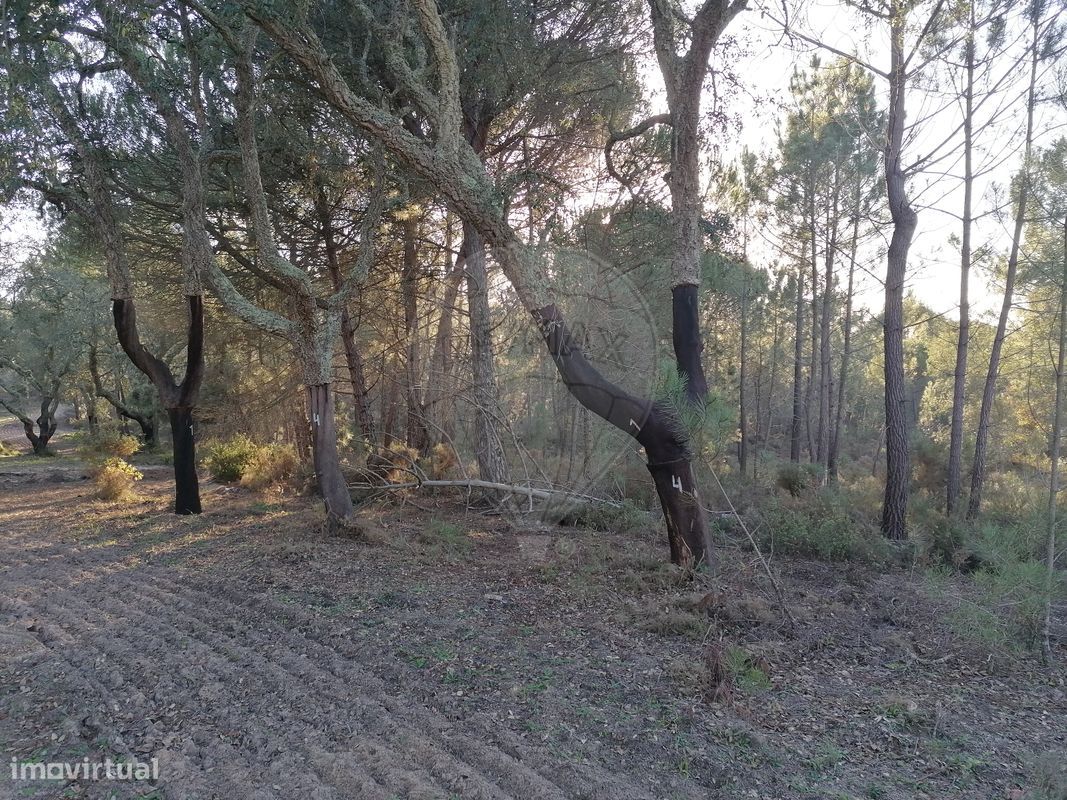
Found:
[924,513,1065,652]
[569,498,652,534]
[77,429,142,462]
[775,462,822,497]
[203,435,259,483]
[723,645,772,694]
[416,520,471,556]
[653,360,736,456]
[91,457,143,502]
[240,443,299,491]
[760,490,884,562]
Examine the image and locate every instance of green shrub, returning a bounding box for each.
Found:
[203,435,259,483]
[927,515,1066,651]
[775,462,822,497]
[91,457,143,502]
[240,443,299,491]
[760,491,883,562]
[910,498,966,566]
[78,429,141,461]
[570,498,653,534]
[0,440,18,457]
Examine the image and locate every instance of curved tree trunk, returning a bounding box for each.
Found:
[89,346,157,447]
[535,303,710,563]
[2,396,61,456]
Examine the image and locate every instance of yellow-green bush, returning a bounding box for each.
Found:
[91,457,143,502]
[78,429,141,461]
[240,443,299,491]
[203,435,259,483]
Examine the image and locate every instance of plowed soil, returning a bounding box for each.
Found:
[1,472,1064,800]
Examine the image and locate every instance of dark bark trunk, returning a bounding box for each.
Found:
[307,382,354,526]
[114,295,204,515]
[968,19,1039,521]
[672,284,708,403]
[12,397,59,456]
[168,406,201,514]
[534,303,710,565]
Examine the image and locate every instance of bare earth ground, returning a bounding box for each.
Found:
[0,470,1065,800]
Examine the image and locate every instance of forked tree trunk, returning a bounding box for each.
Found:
[307,382,354,526]
[317,185,376,442]
[6,397,60,456]
[114,296,204,515]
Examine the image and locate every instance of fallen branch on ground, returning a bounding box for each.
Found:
[349,477,622,508]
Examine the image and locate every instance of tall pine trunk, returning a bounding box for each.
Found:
[402,217,429,452]
[791,264,806,463]
[968,17,1039,520]
[738,272,750,474]
[464,222,511,486]
[947,10,975,516]
[317,187,375,443]
[882,6,919,540]
[829,212,859,480]
[1044,215,1067,662]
